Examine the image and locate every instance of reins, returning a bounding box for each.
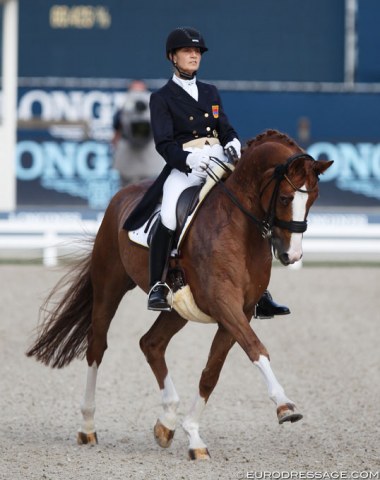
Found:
[206,158,265,231]
[206,152,316,239]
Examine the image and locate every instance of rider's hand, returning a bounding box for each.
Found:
[186,152,210,172]
[225,138,241,159]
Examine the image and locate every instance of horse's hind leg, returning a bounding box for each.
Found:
[139,310,187,448]
[77,259,136,445]
[182,324,236,460]
[77,362,99,445]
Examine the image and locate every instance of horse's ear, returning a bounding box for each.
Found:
[313,160,334,177]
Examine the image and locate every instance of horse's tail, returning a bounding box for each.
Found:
[26,251,93,368]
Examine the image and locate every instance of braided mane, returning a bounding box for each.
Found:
[245,129,299,150]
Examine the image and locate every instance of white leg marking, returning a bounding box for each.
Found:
[79,362,98,434]
[158,374,180,431]
[287,186,308,263]
[182,394,208,450]
[254,355,293,407]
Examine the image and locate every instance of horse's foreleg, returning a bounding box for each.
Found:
[182,324,235,460]
[254,354,303,423]
[139,311,187,448]
[211,300,302,425]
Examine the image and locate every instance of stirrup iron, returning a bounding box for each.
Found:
[147,282,173,312]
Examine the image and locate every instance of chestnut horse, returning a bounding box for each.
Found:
[26,130,333,460]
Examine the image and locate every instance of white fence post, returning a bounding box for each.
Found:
[43,231,59,267]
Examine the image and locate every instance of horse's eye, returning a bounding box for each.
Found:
[279,195,293,206]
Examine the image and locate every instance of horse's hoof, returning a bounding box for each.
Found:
[77,431,98,445]
[277,403,303,424]
[188,447,211,460]
[154,419,175,448]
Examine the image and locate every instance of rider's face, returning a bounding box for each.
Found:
[172,47,202,76]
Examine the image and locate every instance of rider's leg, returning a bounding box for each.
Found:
[148,169,203,311]
[148,220,175,311]
[254,290,290,319]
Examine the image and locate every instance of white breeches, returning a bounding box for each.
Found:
[160,143,227,231]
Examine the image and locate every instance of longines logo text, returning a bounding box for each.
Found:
[308,142,380,200]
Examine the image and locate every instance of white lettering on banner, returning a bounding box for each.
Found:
[18,89,126,126]
[16,88,154,208]
[46,91,84,122]
[16,141,109,179]
[241,472,380,479]
[16,140,120,208]
[15,89,380,205]
[44,142,76,178]
[16,141,45,180]
[76,142,109,178]
[308,142,380,200]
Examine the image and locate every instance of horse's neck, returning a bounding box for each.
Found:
[188,162,272,289]
[225,157,263,215]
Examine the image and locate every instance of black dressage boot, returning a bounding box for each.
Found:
[254,290,290,319]
[147,220,174,311]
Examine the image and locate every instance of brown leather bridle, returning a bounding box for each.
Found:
[207,152,317,239]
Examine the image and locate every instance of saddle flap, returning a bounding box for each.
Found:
[175,185,203,245]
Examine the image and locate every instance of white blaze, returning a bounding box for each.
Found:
[287,185,308,263]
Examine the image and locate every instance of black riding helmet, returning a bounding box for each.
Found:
[166,27,208,80]
[166,27,208,58]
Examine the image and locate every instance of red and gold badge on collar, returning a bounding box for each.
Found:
[212,105,219,118]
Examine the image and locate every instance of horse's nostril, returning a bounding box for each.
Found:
[280,253,290,265]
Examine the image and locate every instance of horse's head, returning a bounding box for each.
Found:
[232,131,333,265]
[259,151,333,265]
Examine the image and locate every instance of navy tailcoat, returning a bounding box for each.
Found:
[123,79,238,231]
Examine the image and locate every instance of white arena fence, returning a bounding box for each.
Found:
[0,211,379,266]
[0,212,102,266]
[305,214,380,254]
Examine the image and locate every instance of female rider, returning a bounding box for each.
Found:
[124,27,289,317]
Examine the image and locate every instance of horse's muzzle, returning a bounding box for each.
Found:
[271,238,291,265]
[278,250,303,266]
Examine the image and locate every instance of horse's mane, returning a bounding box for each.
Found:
[244,129,300,150]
